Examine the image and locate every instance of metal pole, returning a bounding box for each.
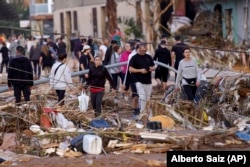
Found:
[0,61,176,93]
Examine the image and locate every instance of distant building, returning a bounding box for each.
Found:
[201,0,250,44]
[52,0,146,39]
[29,0,54,38]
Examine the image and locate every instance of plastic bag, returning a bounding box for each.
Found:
[78,91,89,112]
[55,113,74,129]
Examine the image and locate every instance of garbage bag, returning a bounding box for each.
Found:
[78,91,89,112]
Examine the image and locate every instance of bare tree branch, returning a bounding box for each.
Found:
[153,0,173,25]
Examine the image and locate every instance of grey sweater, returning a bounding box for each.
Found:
[175,58,200,87]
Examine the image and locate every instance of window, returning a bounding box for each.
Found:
[60,12,64,34]
[92,8,98,37]
[73,11,78,31]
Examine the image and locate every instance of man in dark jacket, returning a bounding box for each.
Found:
[8,46,33,104]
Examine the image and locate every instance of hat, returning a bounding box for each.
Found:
[81,45,90,52]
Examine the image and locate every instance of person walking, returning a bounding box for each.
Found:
[120,42,132,82]
[123,40,140,119]
[171,35,188,80]
[103,39,118,65]
[175,47,200,101]
[84,56,117,117]
[0,41,9,75]
[79,45,94,87]
[50,53,73,106]
[39,45,54,77]
[8,46,33,104]
[129,43,155,119]
[110,45,123,90]
[29,41,41,79]
[153,40,172,90]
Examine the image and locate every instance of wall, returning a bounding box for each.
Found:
[53,0,138,39]
[201,0,250,44]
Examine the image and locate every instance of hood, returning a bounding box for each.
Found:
[12,56,28,62]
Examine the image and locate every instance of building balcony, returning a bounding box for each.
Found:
[29,3,52,16]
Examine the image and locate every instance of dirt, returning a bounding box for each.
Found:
[2,153,166,167]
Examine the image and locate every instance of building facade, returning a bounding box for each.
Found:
[29,0,54,37]
[201,0,250,44]
[53,0,147,40]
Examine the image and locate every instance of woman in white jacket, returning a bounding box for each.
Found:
[50,53,73,106]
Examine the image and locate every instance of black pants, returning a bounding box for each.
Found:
[183,85,197,101]
[155,66,169,82]
[0,59,9,73]
[111,72,123,90]
[14,85,31,104]
[90,91,104,117]
[32,60,41,77]
[55,89,65,106]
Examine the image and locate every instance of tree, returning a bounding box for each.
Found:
[125,0,173,49]
[106,0,118,37]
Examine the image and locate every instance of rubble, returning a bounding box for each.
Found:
[0,67,250,165]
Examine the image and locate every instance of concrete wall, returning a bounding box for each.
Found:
[53,0,139,39]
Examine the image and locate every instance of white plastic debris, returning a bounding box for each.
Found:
[55,113,75,129]
[78,91,89,112]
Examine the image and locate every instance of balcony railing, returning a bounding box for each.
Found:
[29,3,51,16]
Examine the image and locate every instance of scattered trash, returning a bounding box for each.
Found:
[83,134,102,155]
[78,91,89,112]
[89,119,111,128]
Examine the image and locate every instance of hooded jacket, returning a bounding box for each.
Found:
[8,55,33,87]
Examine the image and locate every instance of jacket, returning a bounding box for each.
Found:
[8,55,33,87]
[50,62,73,90]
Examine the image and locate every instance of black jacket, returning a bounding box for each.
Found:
[8,55,33,87]
[103,45,113,65]
[153,46,171,66]
[86,65,116,89]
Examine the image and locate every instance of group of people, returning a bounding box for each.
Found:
[3,32,201,120]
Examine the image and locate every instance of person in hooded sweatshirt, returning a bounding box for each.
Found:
[8,46,33,104]
[153,40,172,90]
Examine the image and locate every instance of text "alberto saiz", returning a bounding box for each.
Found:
[171,154,247,164]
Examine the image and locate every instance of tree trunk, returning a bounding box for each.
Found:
[106,0,118,36]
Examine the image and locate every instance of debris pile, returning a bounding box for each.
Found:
[0,72,249,164]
